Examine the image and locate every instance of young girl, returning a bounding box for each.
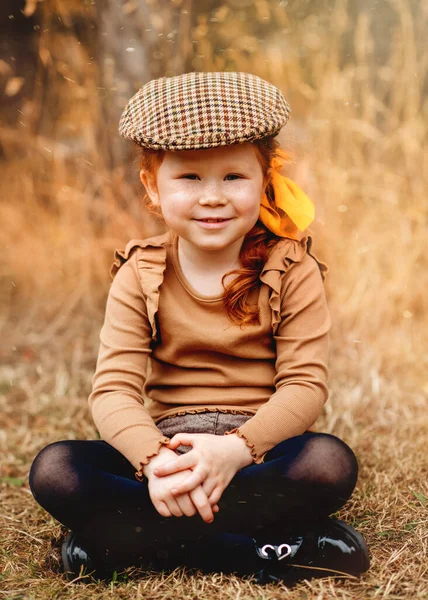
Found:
[29,71,370,584]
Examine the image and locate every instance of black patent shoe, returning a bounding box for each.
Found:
[253,518,370,585]
[61,532,99,579]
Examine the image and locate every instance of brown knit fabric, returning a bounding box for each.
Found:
[89,232,330,470]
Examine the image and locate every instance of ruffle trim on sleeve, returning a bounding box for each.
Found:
[135,435,171,481]
[110,231,171,341]
[259,235,328,335]
[223,427,265,464]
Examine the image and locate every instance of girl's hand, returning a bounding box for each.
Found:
[144,447,219,523]
[153,433,254,506]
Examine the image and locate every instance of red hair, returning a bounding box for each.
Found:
[138,136,282,325]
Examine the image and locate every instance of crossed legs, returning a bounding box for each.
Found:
[29,432,358,567]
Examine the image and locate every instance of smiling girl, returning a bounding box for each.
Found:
[29,72,370,584]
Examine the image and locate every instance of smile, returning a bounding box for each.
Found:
[197,218,230,222]
[194,218,232,229]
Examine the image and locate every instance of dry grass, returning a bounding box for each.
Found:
[1,0,427,598]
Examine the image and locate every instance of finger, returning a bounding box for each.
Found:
[170,468,208,496]
[167,433,194,450]
[174,493,197,518]
[165,496,184,518]
[155,501,172,518]
[208,487,223,506]
[154,453,196,477]
[213,504,220,513]
[189,486,214,523]
[201,478,217,500]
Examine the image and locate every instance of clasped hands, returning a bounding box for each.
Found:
[143,432,254,524]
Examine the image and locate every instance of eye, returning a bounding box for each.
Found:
[180,174,200,180]
[225,174,242,181]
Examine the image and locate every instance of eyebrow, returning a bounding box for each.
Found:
[169,160,252,169]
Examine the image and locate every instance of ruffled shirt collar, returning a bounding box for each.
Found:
[110,231,327,339]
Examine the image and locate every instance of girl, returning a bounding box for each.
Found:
[29,71,370,584]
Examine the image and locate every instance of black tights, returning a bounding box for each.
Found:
[29,433,358,568]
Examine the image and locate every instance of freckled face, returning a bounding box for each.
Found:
[141,143,265,253]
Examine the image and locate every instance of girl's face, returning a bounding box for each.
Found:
[140,143,265,254]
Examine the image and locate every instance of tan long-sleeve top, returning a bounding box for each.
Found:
[88,230,330,471]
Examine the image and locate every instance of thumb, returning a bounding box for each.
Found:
[167,433,194,449]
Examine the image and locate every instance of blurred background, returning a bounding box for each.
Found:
[1,0,427,465]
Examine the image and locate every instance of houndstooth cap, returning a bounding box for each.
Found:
[119,71,290,151]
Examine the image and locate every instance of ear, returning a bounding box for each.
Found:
[139,169,160,205]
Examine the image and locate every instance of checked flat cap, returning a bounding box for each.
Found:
[119,71,290,151]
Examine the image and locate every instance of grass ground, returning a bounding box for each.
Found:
[1,327,427,599]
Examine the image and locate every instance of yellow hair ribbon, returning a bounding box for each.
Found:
[259,150,315,239]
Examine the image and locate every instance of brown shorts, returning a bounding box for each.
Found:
[156,411,253,455]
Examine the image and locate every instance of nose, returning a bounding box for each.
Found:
[198,182,227,206]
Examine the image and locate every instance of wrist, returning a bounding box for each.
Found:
[227,432,254,469]
[142,446,177,480]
